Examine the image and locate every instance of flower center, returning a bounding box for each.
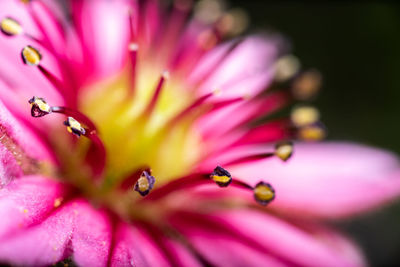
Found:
[80,67,202,186]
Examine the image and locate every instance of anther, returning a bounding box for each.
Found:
[274,54,301,82]
[1,17,23,36]
[210,166,232,187]
[297,123,326,141]
[292,69,322,100]
[129,43,139,51]
[21,45,42,66]
[253,181,275,205]
[275,141,294,162]
[291,106,320,128]
[63,117,86,137]
[28,96,51,117]
[127,42,139,97]
[134,170,156,196]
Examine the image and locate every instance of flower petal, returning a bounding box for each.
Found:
[192,35,282,99]
[0,144,23,187]
[110,222,200,267]
[71,200,112,267]
[111,223,169,267]
[0,99,55,166]
[110,222,150,267]
[70,0,130,81]
[0,198,75,266]
[0,175,65,237]
[0,197,114,267]
[170,210,366,267]
[228,142,400,218]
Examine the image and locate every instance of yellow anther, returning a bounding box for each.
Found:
[21,45,42,66]
[298,124,326,141]
[134,171,155,196]
[63,117,86,137]
[212,88,222,95]
[53,197,63,208]
[1,17,22,36]
[28,96,51,117]
[274,54,301,82]
[291,106,320,127]
[292,69,322,100]
[210,166,232,187]
[254,182,275,205]
[162,70,170,80]
[137,175,150,192]
[216,8,249,36]
[128,43,139,51]
[275,141,294,162]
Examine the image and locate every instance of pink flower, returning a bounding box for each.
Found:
[0,0,399,266]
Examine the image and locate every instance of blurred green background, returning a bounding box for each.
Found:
[229,1,400,266]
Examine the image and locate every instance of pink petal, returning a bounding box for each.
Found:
[0,144,23,187]
[198,93,288,144]
[0,99,55,164]
[228,142,400,218]
[191,35,282,99]
[71,200,112,267]
[70,0,130,81]
[170,210,366,267]
[110,222,150,267]
[0,199,75,266]
[163,239,203,267]
[127,224,172,267]
[0,175,65,237]
[0,1,64,102]
[111,221,201,267]
[0,197,113,267]
[179,232,286,267]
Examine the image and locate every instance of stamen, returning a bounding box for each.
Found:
[209,96,246,112]
[62,116,106,176]
[290,106,320,127]
[128,43,139,97]
[119,166,151,191]
[274,54,300,83]
[297,122,326,141]
[129,43,139,51]
[1,17,23,36]
[216,8,249,37]
[134,170,156,196]
[253,181,275,205]
[22,48,66,93]
[28,97,97,132]
[224,152,275,167]
[144,166,272,206]
[28,96,51,117]
[210,166,232,187]
[167,92,214,126]
[292,69,322,100]
[63,117,86,137]
[51,106,97,132]
[144,71,169,116]
[37,65,65,92]
[274,141,294,162]
[21,45,42,66]
[224,140,294,166]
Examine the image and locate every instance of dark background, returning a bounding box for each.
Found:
[229,1,400,266]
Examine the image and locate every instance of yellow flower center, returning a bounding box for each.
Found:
[80,65,203,186]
